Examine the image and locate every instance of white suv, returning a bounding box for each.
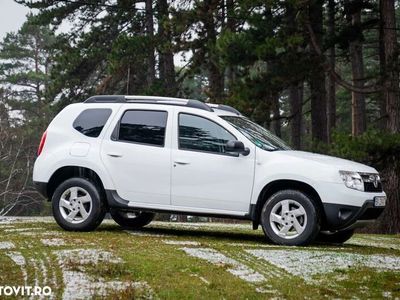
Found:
[33,95,386,246]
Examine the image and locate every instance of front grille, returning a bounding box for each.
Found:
[361,174,383,192]
[364,181,383,192]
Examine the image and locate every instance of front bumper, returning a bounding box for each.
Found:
[323,198,385,230]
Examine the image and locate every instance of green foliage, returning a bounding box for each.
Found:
[328,131,400,170]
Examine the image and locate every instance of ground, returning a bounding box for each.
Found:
[0,218,399,299]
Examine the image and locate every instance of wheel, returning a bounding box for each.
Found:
[260,190,320,246]
[316,229,355,244]
[110,209,155,229]
[52,177,106,231]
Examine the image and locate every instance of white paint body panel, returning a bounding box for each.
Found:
[170,107,256,212]
[100,104,174,205]
[33,97,385,217]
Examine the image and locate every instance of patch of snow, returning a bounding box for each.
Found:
[163,240,200,246]
[247,249,400,281]
[382,291,392,298]
[0,217,17,224]
[45,255,58,288]
[125,230,166,237]
[19,231,61,236]
[228,242,277,247]
[228,243,347,252]
[0,225,15,228]
[181,247,265,283]
[29,257,41,300]
[6,251,28,285]
[0,217,53,224]
[255,287,276,294]
[56,249,122,265]
[54,249,154,299]
[190,274,210,285]
[0,241,15,249]
[34,257,54,300]
[6,251,26,266]
[4,227,44,233]
[41,238,66,247]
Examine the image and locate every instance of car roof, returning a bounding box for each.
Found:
[84,95,242,116]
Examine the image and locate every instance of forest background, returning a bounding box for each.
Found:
[0,0,399,233]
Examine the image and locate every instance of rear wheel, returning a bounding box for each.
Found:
[260,190,320,246]
[52,177,106,231]
[317,229,355,244]
[110,209,155,229]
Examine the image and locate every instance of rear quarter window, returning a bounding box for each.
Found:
[73,108,112,137]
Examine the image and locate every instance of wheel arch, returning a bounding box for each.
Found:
[251,179,325,229]
[47,166,106,204]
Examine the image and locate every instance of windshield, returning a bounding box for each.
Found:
[221,116,291,151]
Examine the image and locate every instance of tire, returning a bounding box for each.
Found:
[52,177,106,231]
[316,229,355,244]
[260,190,320,246]
[110,209,155,229]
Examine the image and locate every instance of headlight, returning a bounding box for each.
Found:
[339,171,364,191]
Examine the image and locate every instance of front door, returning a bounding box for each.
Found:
[171,112,255,213]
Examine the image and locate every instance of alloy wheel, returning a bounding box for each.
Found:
[59,187,93,224]
[269,199,307,239]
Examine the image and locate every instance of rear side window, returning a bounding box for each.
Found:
[73,109,112,137]
[118,110,168,146]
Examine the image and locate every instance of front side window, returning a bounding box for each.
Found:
[73,108,112,137]
[118,110,167,146]
[179,113,236,154]
[222,116,291,151]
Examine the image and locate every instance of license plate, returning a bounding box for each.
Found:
[374,196,386,207]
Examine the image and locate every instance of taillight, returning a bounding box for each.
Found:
[37,130,47,156]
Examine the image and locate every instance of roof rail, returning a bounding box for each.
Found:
[84,95,213,112]
[206,103,241,115]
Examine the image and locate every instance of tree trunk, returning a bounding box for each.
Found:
[309,0,328,143]
[290,83,303,149]
[145,0,156,87]
[378,0,400,234]
[378,0,387,128]
[381,0,400,133]
[157,0,177,96]
[225,0,235,88]
[271,92,281,137]
[208,61,224,101]
[204,0,224,101]
[348,9,366,136]
[326,0,336,142]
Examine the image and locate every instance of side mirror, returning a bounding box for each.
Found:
[226,140,250,156]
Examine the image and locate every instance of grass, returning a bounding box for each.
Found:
[0,218,399,299]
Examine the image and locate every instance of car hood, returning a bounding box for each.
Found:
[272,150,377,173]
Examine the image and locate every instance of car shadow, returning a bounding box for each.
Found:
[95,223,371,248]
[99,222,267,244]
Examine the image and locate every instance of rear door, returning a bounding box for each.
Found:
[101,105,173,205]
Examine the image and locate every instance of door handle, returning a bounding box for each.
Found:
[107,153,123,158]
[174,160,190,166]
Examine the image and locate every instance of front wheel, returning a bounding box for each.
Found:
[317,229,355,244]
[110,209,155,229]
[52,177,106,231]
[260,190,320,246]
